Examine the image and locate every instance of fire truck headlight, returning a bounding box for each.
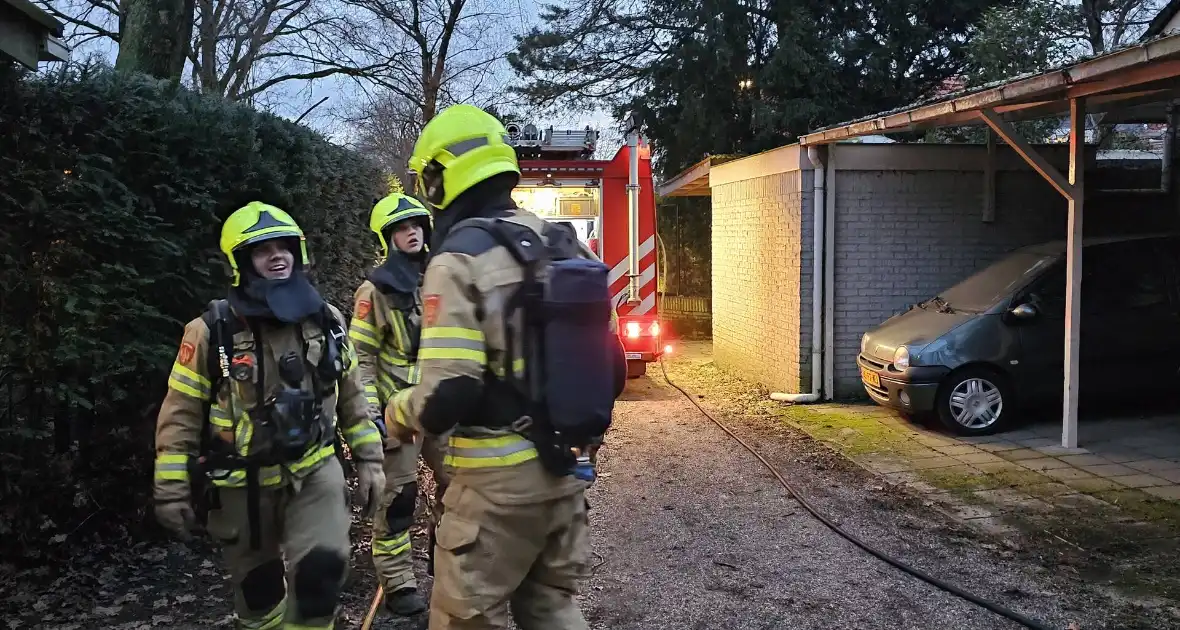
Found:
[649,322,661,337]
[625,322,641,339]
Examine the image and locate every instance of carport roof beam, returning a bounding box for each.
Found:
[978,108,1076,201]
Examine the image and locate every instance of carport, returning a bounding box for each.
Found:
[665,34,1180,453]
[793,35,1180,449]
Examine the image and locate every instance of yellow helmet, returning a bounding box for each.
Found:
[370,193,432,257]
[409,104,520,210]
[220,201,310,286]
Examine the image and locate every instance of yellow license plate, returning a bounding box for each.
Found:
[861,367,881,388]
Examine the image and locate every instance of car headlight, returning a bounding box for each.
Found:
[893,346,910,370]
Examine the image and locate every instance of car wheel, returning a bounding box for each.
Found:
[626,360,647,379]
[935,367,1013,436]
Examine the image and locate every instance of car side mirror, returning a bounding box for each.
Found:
[1010,303,1038,320]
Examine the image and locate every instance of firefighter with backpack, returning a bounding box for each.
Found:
[349,193,448,617]
[384,103,627,629]
[152,201,387,630]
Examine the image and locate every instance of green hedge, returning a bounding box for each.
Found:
[0,63,385,560]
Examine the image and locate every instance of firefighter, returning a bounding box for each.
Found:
[385,103,627,630]
[349,193,448,616]
[152,201,387,630]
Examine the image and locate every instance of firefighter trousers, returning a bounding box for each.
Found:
[371,434,448,594]
[205,456,351,630]
[428,483,590,630]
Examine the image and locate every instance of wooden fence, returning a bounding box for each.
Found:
[661,295,711,338]
[662,295,711,318]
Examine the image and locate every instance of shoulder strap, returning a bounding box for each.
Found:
[197,299,233,456]
[201,299,234,395]
[451,217,547,267]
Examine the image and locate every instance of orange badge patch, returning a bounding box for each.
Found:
[178,342,196,365]
[423,294,441,326]
[356,299,372,320]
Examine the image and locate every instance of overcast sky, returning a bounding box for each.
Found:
[48,0,624,153]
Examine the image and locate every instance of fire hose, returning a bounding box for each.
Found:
[657,357,1055,630]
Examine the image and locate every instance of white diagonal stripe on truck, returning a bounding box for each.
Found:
[608,235,655,286]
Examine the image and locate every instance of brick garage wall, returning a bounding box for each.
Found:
[828,150,1178,398]
[712,169,808,393]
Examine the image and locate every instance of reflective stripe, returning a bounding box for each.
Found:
[419,347,486,363]
[407,364,421,385]
[287,444,337,475]
[379,350,410,366]
[209,403,237,429]
[378,371,398,399]
[419,327,485,363]
[211,465,284,488]
[344,421,381,448]
[154,453,189,481]
[391,390,411,428]
[237,596,285,630]
[421,327,483,342]
[168,363,210,400]
[491,358,525,378]
[445,434,538,469]
[348,325,380,354]
[373,531,412,556]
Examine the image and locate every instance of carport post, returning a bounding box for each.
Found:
[1062,98,1086,449]
[980,101,1085,449]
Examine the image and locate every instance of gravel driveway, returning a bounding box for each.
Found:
[579,352,1165,630]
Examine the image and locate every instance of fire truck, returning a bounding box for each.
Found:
[504,120,668,378]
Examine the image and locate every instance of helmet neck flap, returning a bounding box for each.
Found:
[229,238,325,323]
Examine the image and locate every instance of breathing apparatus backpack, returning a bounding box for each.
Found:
[194,299,348,548]
[451,216,616,478]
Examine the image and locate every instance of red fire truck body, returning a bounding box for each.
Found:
[506,123,666,377]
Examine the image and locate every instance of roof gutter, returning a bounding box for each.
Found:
[801,34,1180,146]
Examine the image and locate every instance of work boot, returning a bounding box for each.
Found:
[385,587,428,616]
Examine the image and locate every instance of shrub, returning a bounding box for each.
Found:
[0,62,385,561]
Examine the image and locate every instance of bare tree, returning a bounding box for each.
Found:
[35,0,397,106]
[345,92,423,185]
[340,0,512,124]
[1077,0,1170,53]
[187,0,395,103]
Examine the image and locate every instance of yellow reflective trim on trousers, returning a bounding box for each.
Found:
[373,531,411,556]
[418,347,486,363]
[445,434,538,469]
[237,596,285,630]
[155,453,189,481]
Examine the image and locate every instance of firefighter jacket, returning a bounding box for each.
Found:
[153,304,385,504]
[349,280,421,410]
[349,279,427,485]
[389,206,589,505]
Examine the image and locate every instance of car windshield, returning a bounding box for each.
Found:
[933,251,1058,313]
